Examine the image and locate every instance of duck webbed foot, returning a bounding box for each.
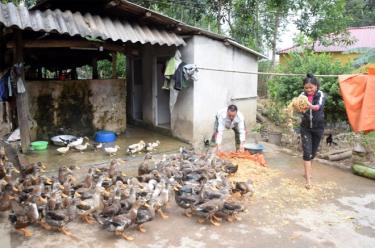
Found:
[226,216,234,222]
[137,224,146,233]
[16,228,33,237]
[58,227,79,240]
[210,216,221,226]
[80,214,96,224]
[184,209,192,218]
[212,215,222,222]
[197,218,205,224]
[157,209,169,219]
[234,213,242,221]
[116,230,134,241]
[39,220,52,230]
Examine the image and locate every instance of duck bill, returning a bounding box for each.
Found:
[74,192,81,198]
[13,168,20,174]
[58,185,65,190]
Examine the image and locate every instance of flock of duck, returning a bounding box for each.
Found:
[56,138,160,156]
[0,146,254,241]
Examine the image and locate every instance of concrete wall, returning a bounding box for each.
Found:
[134,37,258,147]
[181,35,258,147]
[27,79,126,139]
[172,37,194,142]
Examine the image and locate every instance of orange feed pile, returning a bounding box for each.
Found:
[217,151,267,166]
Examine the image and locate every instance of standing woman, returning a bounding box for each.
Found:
[300,73,326,189]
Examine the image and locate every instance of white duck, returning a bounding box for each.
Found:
[75,142,90,153]
[127,140,146,154]
[104,145,120,156]
[67,137,84,147]
[145,140,160,152]
[56,146,70,155]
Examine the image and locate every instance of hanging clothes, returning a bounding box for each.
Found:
[183,64,199,82]
[0,71,10,102]
[163,50,182,90]
[173,62,187,91]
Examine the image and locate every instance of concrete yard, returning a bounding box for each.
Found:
[0,141,374,248]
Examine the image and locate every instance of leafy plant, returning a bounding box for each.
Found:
[268,51,352,122]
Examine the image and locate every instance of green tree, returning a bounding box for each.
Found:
[1,0,36,7]
[346,0,375,27]
[268,52,352,122]
[295,0,353,49]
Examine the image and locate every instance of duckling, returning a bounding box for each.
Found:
[215,201,245,222]
[193,198,225,226]
[222,162,238,175]
[58,166,73,185]
[102,190,122,217]
[94,142,103,152]
[56,146,70,155]
[77,180,105,224]
[153,182,170,219]
[74,142,90,153]
[0,183,17,212]
[102,199,146,241]
[40,199,79,239]
[9,196,40,237]
[231,179,254,197]
[105,145,120,156]
[145,140,160,152]
[136,199,155,232]
[127,140,146,154]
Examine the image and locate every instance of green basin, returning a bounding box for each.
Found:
[31,141,49,151]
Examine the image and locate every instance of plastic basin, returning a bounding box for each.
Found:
[94,131,117,143]
[31,141,49,150]
[244,143,264,154]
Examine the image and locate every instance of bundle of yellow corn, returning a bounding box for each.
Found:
[284,95,310,128]
[289,95,310,113]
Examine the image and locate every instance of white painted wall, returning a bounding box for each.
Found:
[181,35,258,148]
[135,36,258,148]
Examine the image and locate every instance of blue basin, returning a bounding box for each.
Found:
[94,131,117,143]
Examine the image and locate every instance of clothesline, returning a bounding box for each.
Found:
[197,67,342,78]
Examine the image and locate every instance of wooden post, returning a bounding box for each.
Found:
[112,52,117,79]
[13,30,31,153]
[92,57,98,79]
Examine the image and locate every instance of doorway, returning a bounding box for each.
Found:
[155,58,170,129]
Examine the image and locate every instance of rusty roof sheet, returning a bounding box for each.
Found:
[0,2,185,46]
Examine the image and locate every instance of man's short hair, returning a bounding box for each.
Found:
[227,104,238,112]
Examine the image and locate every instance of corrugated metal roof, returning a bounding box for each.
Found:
[278,26,375,54]
[32,0,267,59]
[0,2,186,46]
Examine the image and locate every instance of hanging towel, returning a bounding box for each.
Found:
[183,64,199,81]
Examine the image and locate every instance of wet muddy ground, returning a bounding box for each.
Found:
[0,133,374,248]
[25,126,187,174]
